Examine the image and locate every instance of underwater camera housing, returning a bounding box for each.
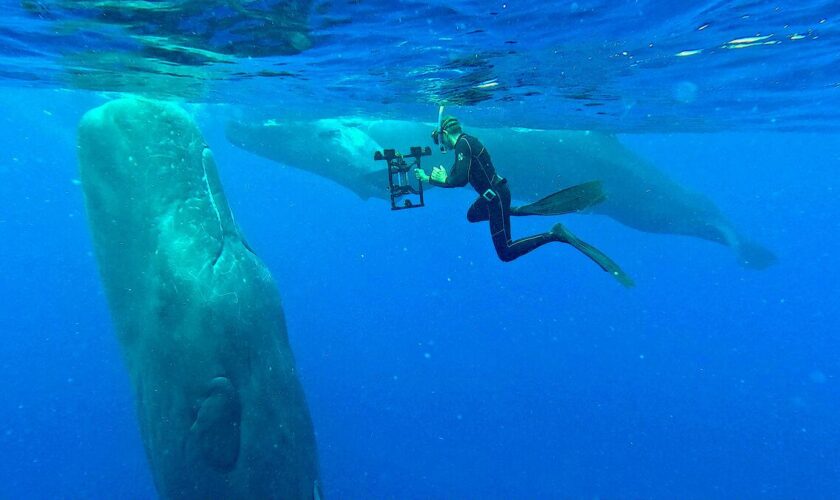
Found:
[373,146,431,210]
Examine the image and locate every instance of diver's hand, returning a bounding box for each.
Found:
[430,165,448,183]
[414,168,430,182]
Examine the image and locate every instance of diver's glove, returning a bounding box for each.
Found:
[430,165,448,183]
[414,168,430,182]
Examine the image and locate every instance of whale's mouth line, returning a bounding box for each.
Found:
[191,147,257,274]
[201,147,226,269]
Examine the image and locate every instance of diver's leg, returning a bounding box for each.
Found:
[489,187,554,262]
[467,197,489,223]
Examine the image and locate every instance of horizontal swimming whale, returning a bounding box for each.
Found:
[226,118,776,269]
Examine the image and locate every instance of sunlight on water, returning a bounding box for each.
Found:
[0,1,836,131]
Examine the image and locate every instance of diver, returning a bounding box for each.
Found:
[414,114,634,287]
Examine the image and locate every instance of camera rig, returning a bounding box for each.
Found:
[373,146,431,210]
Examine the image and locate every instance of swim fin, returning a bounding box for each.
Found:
[551,223,635,287]
[512,180,606,216]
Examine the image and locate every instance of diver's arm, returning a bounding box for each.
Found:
[430,138,469,188]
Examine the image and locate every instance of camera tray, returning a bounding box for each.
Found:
[373,146,431,210]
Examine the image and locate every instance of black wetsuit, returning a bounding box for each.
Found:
[430,133,555,262]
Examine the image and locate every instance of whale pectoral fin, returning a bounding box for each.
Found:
[187,376,242,471]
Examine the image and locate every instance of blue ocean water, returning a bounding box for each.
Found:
[0,1,839,498]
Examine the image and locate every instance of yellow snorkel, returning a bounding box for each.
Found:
[432,105,446,153]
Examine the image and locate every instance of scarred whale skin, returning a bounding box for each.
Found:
[79,98,321,498]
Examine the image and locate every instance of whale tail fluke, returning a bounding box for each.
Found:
[512,180,605,216]
[736,240,777,269]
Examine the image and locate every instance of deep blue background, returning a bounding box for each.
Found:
[0,88,838,498]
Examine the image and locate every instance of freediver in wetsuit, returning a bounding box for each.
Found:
[414,115,634,287]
